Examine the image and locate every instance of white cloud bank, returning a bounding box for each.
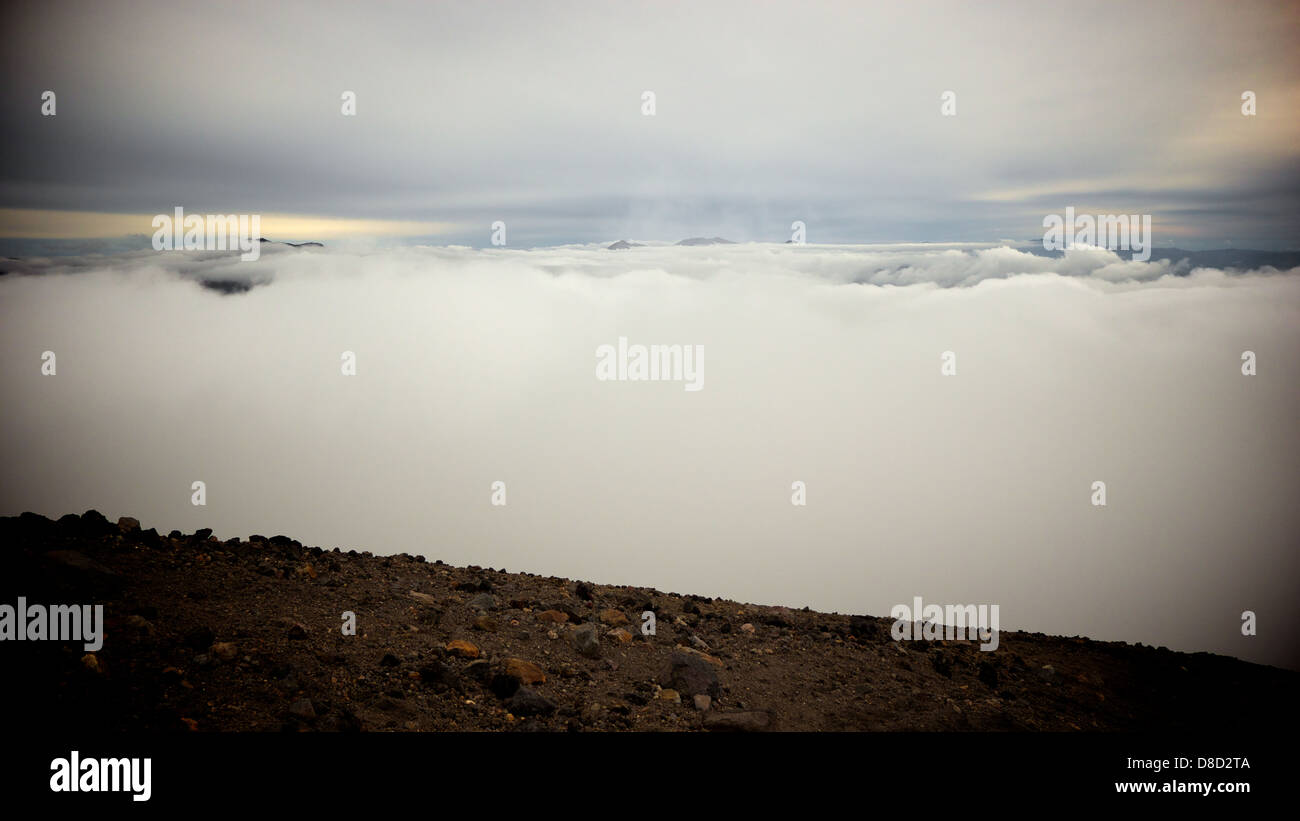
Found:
[2,243,1297,669]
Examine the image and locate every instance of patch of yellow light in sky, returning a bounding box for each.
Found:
[0,209,457,239]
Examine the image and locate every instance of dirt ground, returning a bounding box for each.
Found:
[2,510,1295,733]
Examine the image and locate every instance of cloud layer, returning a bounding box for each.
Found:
[2,244,1297,669]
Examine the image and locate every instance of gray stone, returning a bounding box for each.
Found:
[664,650,720,698]
[506,686,557,717]
[571,623,601,658]
[468,592,497,612]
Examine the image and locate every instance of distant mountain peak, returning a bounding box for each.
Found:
[258,238,325,248]
[676,237,735,246]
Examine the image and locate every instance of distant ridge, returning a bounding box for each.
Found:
[259,238,325,248]
[676,237,735,246]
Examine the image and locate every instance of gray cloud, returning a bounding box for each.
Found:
[2,0,1298,246]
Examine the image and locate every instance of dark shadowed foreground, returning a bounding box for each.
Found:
[3,511,1295,733]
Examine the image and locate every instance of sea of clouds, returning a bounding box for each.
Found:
[2,242,1297,668]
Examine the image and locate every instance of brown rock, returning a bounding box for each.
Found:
[599,608,629,626]
[209,641,238,661]
[445,639,480,659]
[503,658,546,685]
[664,650,721,698]
[607,627,633,643]
[674,645,724,667]
[536,610,569,623]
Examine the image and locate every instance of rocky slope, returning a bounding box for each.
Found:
[2,511,1295,733]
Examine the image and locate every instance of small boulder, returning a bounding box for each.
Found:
[570,623,601,658]
[468,593,497,612]
[445,639,480,659]
[664,650,720,698]
[599,608,629,626]
[503,658,546,686]
[703,711,771,732]
[507,687,556,717]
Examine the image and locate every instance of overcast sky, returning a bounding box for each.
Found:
[2,0,1298,247]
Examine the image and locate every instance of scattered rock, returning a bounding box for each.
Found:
[8,510,1288,734]
[571,623,601,658]
[599,608,629,626]
[665,651,721,698]
[445,640,480,659]
[503,658,546,686]
[468,593,496,612]
[506,687,556,717]
[674,645,724,667]
[703,711,771,732]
